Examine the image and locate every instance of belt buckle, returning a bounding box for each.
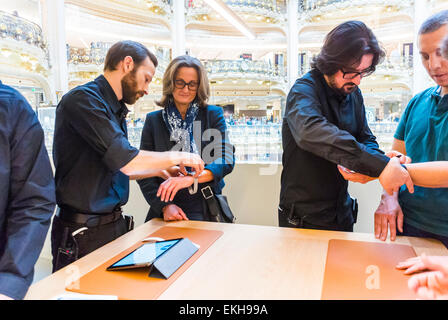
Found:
[86,215,101,228]
[201,186,214,200]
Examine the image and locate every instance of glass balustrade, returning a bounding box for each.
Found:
[67,43,170,84]
[299,0,414,12]
[186,0,285,24]
[0,10,47,51]
[204,59,286,80]
[37,106,398,164]
[0,10,50,71]
[187,0,283,13]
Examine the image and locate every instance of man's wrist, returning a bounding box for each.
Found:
[168,151,186,166]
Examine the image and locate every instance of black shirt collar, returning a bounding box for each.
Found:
[313,69,349,103]
[94,75,129,118]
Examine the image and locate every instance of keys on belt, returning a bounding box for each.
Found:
[279,204,307,227]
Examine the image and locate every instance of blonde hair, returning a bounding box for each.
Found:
[156,55,210,108]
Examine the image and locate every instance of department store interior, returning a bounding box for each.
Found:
[1,0,447,285]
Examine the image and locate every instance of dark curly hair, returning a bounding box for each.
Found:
[311,21,385,76]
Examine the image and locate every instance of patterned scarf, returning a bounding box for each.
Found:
[162,99,200,154]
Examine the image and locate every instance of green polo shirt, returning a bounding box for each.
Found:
[395,86,448,236]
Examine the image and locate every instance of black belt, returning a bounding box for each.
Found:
[57,207,123,228]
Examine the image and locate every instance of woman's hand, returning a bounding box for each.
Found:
[157,176,195,202]
[162,204,189,221]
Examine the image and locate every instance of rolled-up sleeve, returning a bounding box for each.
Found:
[0,98,56,300]
[286,81,389,177]
[63,90,138,171]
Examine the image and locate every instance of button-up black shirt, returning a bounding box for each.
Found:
[0,81,55,299]
[280,69,389,226]
[53,75,139,214]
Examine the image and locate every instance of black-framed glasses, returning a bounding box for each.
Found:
[341,67,375,80]
[174,79,199,91]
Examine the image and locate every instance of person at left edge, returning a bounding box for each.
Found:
[51,41,204,272]
[0,81,56,299]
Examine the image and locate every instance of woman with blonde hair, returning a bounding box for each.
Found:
[137,55,235,221]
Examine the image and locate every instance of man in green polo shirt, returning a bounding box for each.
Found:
[374,10,448,247]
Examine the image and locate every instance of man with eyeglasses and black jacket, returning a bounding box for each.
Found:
[279,21,413,232]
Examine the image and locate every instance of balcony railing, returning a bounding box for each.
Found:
[0,11,50,74]
[67,42,113,66]
[299,0,342,11]
[299,0,414,12]
[188,0,282,12]
[0,10,47,51]
[375,55,413,75]
[204,59,286,81]
[41,117,399,164]
[186,0,285,24]
[143,0,171,15]
[38,103,399,163]
[67,43,170,83]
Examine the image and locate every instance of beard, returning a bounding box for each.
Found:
[121,71,145,105]
[328,75,358,96]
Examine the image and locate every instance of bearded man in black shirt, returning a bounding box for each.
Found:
[51,41,204,271]
[279,21,413,232]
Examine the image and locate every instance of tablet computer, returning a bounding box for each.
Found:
[106,238,182,271]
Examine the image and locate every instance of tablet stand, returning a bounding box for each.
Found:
[148,238,199,279]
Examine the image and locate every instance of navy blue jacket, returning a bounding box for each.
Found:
[0,81,55,299]
[137,105,235,220]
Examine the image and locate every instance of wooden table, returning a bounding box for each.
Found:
[25,219,448,300]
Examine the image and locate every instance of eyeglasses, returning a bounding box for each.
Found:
[340,67,375,80]
[174,79,199,91]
